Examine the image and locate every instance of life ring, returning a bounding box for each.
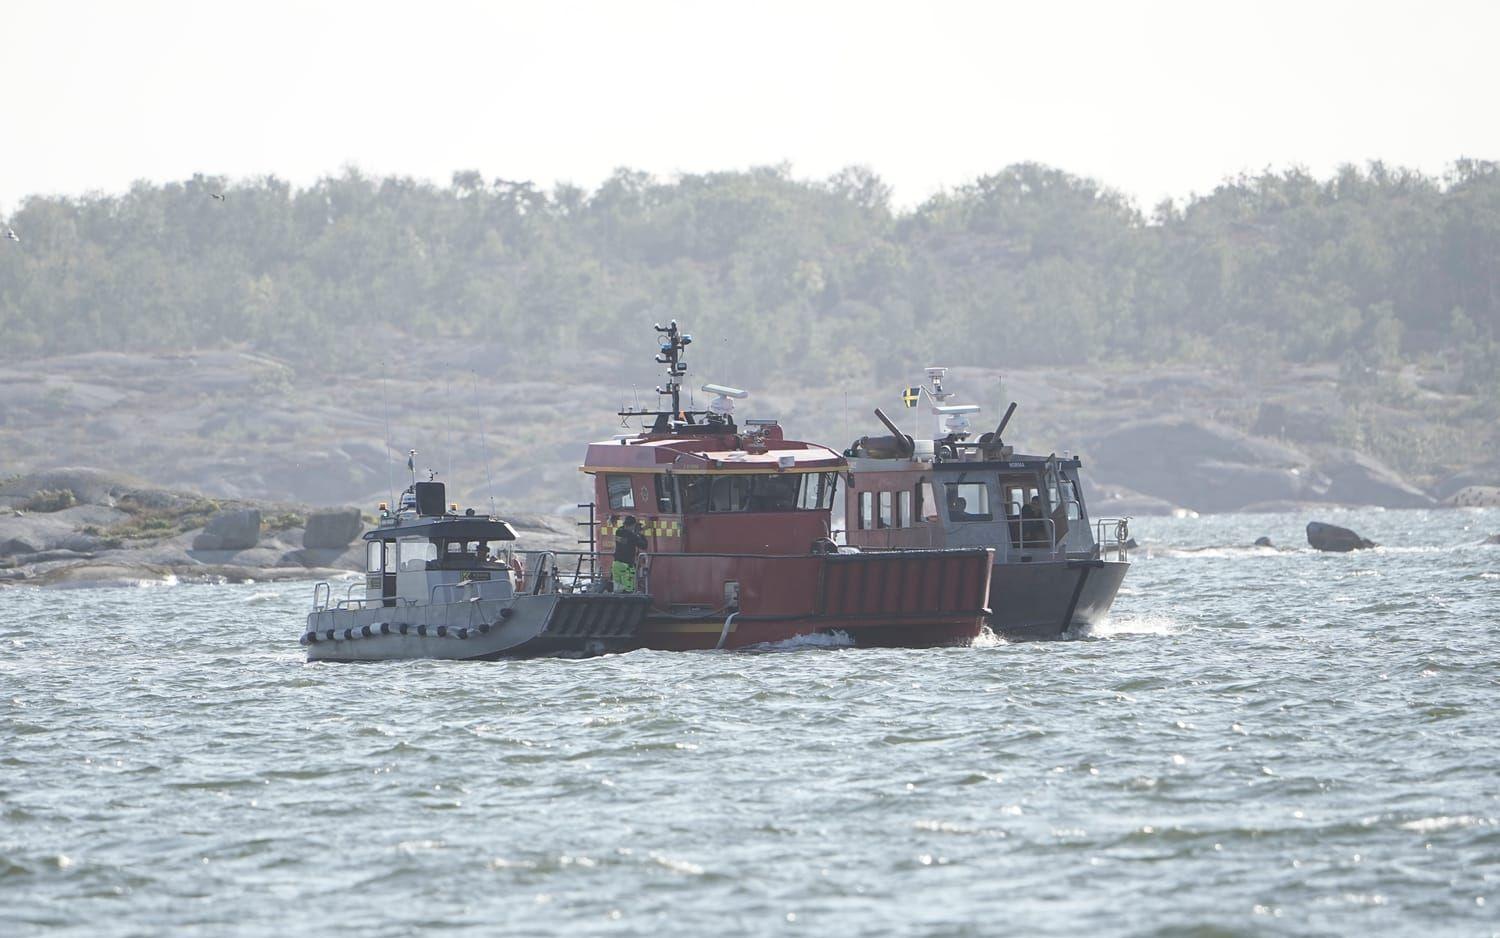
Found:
[508,554,525,591]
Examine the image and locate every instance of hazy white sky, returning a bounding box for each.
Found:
[3,0,1497,213]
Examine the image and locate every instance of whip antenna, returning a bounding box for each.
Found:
[380,371,396,509]
[473,372,498,516]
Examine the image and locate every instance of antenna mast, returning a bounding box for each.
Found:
[653,320,692,417]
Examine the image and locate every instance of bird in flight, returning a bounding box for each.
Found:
[4,227,17,243]
[211,193,226,202]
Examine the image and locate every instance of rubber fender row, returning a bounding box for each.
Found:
[302,619,498,645]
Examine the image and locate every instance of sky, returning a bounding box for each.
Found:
[3,0,1498,213]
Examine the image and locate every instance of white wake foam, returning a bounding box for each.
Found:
[1074,614,1181,639]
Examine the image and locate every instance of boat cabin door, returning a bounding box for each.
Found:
[369,540,397,607]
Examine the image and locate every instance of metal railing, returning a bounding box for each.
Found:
[1094,517,1131,562]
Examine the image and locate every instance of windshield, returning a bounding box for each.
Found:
[678,472,837,513]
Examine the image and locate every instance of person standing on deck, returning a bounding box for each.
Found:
[611,516,649,592]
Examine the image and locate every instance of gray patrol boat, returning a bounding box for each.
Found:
[302,477,648,661]
[842,367,1129,639]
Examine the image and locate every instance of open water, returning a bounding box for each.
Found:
[2,508,1498,937]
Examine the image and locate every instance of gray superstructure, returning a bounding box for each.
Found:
[302,480,645,661]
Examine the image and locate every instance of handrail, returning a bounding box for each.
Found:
[312,581,330,612]
[1006,515,1058,556]
[1093,517,1131,562]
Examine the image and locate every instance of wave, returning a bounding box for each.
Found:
[746,629,855,652]
[1074,614,1181,639]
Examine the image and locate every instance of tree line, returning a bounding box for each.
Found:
[2,160,1497,396]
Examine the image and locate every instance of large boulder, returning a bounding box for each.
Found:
[303,507,364,549]
[1447,486,1500,508]
[192,508,261,551]
[1307,521,1376,552]
[1316,449,1435,509]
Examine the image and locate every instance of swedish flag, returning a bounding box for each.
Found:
[901,386,921,408]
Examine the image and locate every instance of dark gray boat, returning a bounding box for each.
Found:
[842,367,1129,639]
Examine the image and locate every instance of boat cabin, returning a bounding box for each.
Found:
[843,367,1105,564]
[845,451,1093,562]
[583,419,843,560]
[363,480,519,606]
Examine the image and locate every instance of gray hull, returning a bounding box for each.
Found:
[988,559,1128,640]
[304,592,649,662]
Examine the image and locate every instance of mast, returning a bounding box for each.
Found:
[654,320,692,417]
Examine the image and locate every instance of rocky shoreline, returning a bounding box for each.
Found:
[0,468,581,590]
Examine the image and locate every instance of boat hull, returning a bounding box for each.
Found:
[987,558,1129,640]
[303,592,650,662]
[634,548,994,650]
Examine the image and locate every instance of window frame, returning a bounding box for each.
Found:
[605,474,636,510]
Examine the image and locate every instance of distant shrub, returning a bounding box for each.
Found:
[23,489,78,512]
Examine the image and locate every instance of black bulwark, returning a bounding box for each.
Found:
[364,517,518,542]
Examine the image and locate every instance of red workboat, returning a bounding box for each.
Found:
[583,322,993,651]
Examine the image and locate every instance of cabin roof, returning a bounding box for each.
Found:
[847,453,1083,473]
[582,433,844,474]
[365,516,518,542]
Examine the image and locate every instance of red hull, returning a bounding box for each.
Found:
[633,548,993,651]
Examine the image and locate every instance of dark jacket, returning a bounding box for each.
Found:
[613,525,648,563]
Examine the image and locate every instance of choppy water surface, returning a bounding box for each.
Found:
[3,509,1499,936]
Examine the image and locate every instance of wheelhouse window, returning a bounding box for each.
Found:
[606,474,635,510]
[679,472,838,513]
[898,490,912,528]
[859,491,874,530]
[878,491,893,528]
[397,537,437,571]
[366,541,385,574]
[944,480,993,522]
[917,480,936,523]
[797,472,838,510]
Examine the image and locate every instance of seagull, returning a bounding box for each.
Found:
[4,227,17,242]
[211,192,226,202]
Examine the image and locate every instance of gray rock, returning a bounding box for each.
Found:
[1316,449,1435,509]
[193,508,261,551]
[0,511,116,556]
[1483,534,1500,545]
[1446,486,1500,508]
[303,507,363,549]
[1254,536,1274,547]
[1434,466,1500,500]
[1307,521,1376,552]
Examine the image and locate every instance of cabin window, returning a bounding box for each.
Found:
[678,473,830,513]
[1001,476,1040,518]
[366,541,385,574]
[917,481,936,523]
[944,480,992,522]
[655,475,678,513]
[798,472,837,510]
[898,490,912,528]
[606,474,635,510]
[1062,477,1081,521]
[859,491,874,530]
[397,537,437,571]
[878,491,893,528]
